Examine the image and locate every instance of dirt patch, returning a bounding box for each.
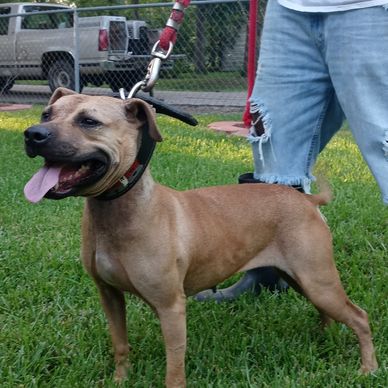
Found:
[0,103,33,112]
[208,121,249,137]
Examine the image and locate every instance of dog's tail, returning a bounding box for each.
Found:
[306,177,332,207]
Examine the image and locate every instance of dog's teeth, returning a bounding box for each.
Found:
[78,164,90,174]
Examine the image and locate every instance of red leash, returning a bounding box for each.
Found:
[142,0,258,128]
[159,0,191,51]
[123,0,191,97]
[243,0,259,127]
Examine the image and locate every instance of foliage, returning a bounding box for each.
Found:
[177,2,249,73]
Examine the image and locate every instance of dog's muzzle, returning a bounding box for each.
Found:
[23,125,109,203]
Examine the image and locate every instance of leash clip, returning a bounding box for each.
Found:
[120,40,173,99]
[142,41,173,93]
[123,80,146,100]
[141,57,162,93]
[150,40,174,60]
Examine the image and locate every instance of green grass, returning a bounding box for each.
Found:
[0,108,387,387]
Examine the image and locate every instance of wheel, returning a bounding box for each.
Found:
[108,71,143,93]
[48,60,83,92]
[0,77,15,92]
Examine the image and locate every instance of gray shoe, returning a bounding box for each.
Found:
[194,267,288,302]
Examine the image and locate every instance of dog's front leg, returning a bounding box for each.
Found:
[157,296,187,388]
[97,283,130,383]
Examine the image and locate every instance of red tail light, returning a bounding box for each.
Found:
[99,29,109,51]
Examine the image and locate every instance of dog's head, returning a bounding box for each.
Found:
[24,87,162,202]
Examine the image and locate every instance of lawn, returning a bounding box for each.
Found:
[0,107,387,387]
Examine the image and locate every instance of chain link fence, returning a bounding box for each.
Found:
[0,0,267,112]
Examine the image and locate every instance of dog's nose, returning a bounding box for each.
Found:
[24,125,51,145]
[24,125,53,157]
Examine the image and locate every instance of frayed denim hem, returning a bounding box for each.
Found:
[383,130,388,159]
[252,173,314,194]
[248,100,275,167]
[249,101,272,135]
[247,134,275,169]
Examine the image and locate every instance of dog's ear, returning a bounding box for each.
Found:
[124,98,163,142]
[48,87,78,105]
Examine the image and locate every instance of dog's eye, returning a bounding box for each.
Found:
[41,111,50,122]
[79,117,101,128]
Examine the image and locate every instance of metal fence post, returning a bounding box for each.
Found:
[73,9,80,93]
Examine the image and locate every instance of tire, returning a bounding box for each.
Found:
[48,60,83,93]
[0,77,15,93]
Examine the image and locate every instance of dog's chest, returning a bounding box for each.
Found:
[95,250,133,291]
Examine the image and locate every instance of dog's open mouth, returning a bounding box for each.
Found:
[24,156,108,203]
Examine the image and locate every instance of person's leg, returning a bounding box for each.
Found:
[248,2,344,192]
[195,2,344,302]
[325,6,388,205]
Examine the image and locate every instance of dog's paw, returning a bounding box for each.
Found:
[359,359,378,375]
[113,361,131,384]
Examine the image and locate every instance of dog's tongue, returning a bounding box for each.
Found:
[24,165,61,203]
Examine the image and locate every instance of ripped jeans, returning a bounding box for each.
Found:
[249,0,388,204]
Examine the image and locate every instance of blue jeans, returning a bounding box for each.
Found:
[249,0,388,204]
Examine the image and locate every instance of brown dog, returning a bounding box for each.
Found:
[23,88,377,387]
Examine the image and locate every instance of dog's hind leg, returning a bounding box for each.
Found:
[277,269,333,328]
[298,269,377,374]
[156,295,187,388]
[281,221,377,373]
[317,309,334,329]
[97,283,130,383]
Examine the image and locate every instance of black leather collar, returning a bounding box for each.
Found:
[96,124,155,201]
[96,96,197,201]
